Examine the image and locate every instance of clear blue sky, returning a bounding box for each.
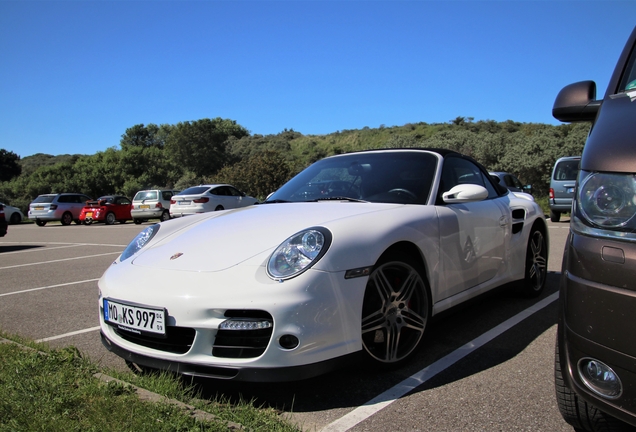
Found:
[1,1,635,158]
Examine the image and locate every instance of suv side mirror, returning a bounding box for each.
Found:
[553,80,601,122]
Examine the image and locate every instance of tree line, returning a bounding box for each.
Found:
[0,116,589,213]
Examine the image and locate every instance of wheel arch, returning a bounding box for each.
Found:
[375,241,432,293]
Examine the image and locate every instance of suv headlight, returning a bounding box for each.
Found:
[573,170,636,240]
[267,228,332,280]
[120,224,160,261]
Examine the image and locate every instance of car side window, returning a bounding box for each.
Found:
[162,191,172,201]
[227,187,241,196]
[438,157,498,203]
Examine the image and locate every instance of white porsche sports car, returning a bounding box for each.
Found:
[99,148,548,382]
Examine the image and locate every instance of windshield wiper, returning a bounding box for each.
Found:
[313,197,369,203]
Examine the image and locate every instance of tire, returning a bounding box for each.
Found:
[9,213,21,224]
[215,205,224,211]
[550,210,561,223]
[160,211,170,222]
[61,212,73,226]
[361,253,429,367]
[105,212,116,225]
[555,333,633,432]
[521,225,548,297]
[118,220,126,224]
[134,218,142,225]
[35,219,46,227]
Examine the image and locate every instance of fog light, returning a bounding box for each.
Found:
[279,334,299,350]
[219,319,272,330]
[578,358,622,399]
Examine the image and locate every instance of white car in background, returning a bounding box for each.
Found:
[99,149,548,382]
[0,202,24,224]
[169,184,258,217]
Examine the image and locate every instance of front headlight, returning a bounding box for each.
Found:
[120,224,160,262]
[573,171,636,241]
[267,228,332,280]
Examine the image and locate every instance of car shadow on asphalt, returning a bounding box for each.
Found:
[190,272,562,414]
[0,245,44,253]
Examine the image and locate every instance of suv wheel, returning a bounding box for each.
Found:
[35,219,46,227]
[160,211,170,222]
[550,210,561,223]
[133,218,142,225]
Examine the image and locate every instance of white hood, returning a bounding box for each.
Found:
[131,202,399,272]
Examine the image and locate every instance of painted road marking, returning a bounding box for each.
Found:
[321,292,559,432]
[0,251,121,270]
[0,279,101,297]
[36,326,101,343]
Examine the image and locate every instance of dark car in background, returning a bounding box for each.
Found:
[552,26,636,431]
[489,171,533,195]
[0,204,7,237]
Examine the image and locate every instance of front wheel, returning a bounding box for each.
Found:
[361,254,429,367]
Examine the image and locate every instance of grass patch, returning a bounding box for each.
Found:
[0,337,300,431]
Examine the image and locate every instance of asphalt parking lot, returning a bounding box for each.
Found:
[0,219,574,432]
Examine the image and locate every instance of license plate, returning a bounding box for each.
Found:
[567,187,575,193]
[140,205,150,209]
[86,212,93,218]
[103,299,166,337]
[35,206,44,210]
[179,200,191,205]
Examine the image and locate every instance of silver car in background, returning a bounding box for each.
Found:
[28,193,92,226]
[131,189,180,224]
[548,156,580,222]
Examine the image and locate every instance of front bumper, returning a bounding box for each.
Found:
[559,232,636,426]
[98,258,368,381]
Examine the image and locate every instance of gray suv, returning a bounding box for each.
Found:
[548,156,580,222]
[131,189,179,224]
[553,26,636,431]
[28,193,92,226]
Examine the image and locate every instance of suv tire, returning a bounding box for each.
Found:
[550,210,561,223]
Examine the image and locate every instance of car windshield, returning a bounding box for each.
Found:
[134,191,158,201]
[33,195,56,204]
[267,151,438,204]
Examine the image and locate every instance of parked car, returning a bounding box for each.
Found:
[0,204,7,237]
[548,156,581,222]
[99,148,548,382]
[552,26,636,431]
[169,184,258,217]
[79,196,132,225]
[28,193,92,226]
[0,202,24,224]
[489,172,533,195]
[131,189,180,224]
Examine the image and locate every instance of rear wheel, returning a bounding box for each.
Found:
[61,212,73,226]
[105,212,116,225]
[160,211,170,222]
[550,210,561,223]
[133,218,142,225]
[9,213,21,224]
[361,253,429,367]
[215,205,224,211]
[521,225,548,297]
[35,219,46,227]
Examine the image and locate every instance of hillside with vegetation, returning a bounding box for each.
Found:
[0,116,589,213]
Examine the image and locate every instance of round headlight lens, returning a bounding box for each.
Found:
[120,224,160,262]
[578,172,636,228]
[267,228,330,280]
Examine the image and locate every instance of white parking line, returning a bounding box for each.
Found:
[321,292,559,432]
[0,279,100,297]
[0,251,121,270]
[36,326,101,343]
[0,244,86,255]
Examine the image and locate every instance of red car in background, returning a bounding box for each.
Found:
[79,196,132,225]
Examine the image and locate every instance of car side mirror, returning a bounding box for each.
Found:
[442,184,489,203]
[553,80,601,122]
[523,184,533,194]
